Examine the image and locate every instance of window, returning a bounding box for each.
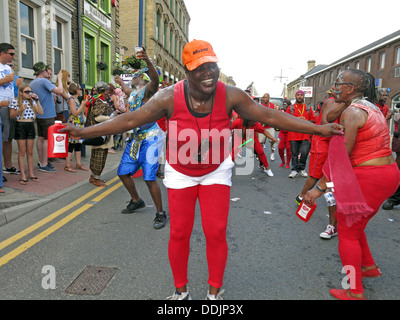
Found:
[163,20,168,47]
[156,11,161,41]
[84,34,95,85]
[380,52,385,69]
[20,2,35,69]
[99,42,110,83]
[169,28,173,53]
[366,57,372,72]
[53,20,63,74]
[355,61,360,69]
[396,47,400,65]
[99,0,110,14]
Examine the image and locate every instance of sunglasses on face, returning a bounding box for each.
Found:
[23,90,33,94]
[7,52,15,56]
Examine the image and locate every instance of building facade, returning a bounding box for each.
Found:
[286,30,400,109]
[119,0,189,84]
[119,0,236,86]
[1,0,120,89]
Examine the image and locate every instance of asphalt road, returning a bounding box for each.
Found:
[0,145,399,303]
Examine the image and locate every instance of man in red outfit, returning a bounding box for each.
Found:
[259,93,277,160]
[375,88,392,125]
[286,90,316,178]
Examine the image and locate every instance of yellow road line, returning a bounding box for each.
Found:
[0,181,123,268]
[0,176,120,251]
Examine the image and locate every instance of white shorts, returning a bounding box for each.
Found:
[163,156,234,189]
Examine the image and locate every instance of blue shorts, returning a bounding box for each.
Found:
[117,133,164,181]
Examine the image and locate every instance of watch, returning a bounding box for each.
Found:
[316,185,326,193]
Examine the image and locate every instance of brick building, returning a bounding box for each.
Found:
[287,30,400,109]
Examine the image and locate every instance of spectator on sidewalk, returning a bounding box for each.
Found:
[64,82,88,173]
[30,62,69,173]
[9,84,43,184]
[84,81,114,187]
[0,43,20,176]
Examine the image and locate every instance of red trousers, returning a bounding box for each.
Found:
[278,131,291,165]
[167,184,230,288]
[337,163,400,294]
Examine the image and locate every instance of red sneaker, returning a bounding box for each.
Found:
[362,267,382,278]
[330,289,366,300]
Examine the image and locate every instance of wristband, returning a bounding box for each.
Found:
[316,185,326,193]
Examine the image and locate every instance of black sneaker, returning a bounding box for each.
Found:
[382,200,397,210]
[3,167,20,175]
[153,211,167,229]
[121,198,145,214]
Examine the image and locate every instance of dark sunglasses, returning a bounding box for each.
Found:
[7,52,15,56]
[23,90,33,94]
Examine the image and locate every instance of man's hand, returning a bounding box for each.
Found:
[59,123,83,140]
[317,123,344,137]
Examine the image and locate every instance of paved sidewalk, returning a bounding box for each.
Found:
[0,140,123,227]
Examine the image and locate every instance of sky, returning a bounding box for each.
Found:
[184,0,400,97]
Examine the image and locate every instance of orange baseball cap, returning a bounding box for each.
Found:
[182,40,219,71]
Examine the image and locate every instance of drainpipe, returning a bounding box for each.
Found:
[139,0,143,46]
[77,0,83,85]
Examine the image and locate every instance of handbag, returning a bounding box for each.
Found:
[82,136,106,146]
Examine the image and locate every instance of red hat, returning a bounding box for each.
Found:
[182,40,219,71]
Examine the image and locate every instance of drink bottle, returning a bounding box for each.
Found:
[296,200,317,222]
[48,120,68,158]
[323,182,336,207]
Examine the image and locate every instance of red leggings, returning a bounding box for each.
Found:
[337,164,400,294]
[278,131,291,165]
[167,184,230,288]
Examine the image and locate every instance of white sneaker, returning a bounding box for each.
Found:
[320,224,338,239]
[206,289,225,300]
[288,170,298,178]
[270,153,275,161]
[166,291,192,300]
[300,170,308,177]
[264,168,274,177]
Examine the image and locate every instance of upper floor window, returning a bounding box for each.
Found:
[396,47,400,65]
[366,57,372,72]
[52,20,64,74]
[379,52,386,69]
[20,1,35,69]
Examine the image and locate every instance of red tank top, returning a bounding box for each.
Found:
[349,103,392,166]
[166,80,231,177]
[311,97,337,154]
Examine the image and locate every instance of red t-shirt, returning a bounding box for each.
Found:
[375,103,389,117]
[231,118,265,143]
[311,97,338,154]
[286,103,316,141]
[261,102,275,128]
[166,80,231,177]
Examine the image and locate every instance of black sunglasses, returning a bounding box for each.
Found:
[23,90,33,94]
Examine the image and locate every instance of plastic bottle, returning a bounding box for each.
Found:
[323,182,336,207]
[272,137,281,150]
[296,200,317,222]
[48,120,68,158]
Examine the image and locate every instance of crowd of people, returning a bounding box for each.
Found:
[2,38,399,301]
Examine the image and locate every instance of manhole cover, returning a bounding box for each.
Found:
[65,266,118,295]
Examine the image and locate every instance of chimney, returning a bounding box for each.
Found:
[307,60,316,71]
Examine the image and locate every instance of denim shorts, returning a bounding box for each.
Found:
[117,133,164,181]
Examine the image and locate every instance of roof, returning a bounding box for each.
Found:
[306,29,400,78]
